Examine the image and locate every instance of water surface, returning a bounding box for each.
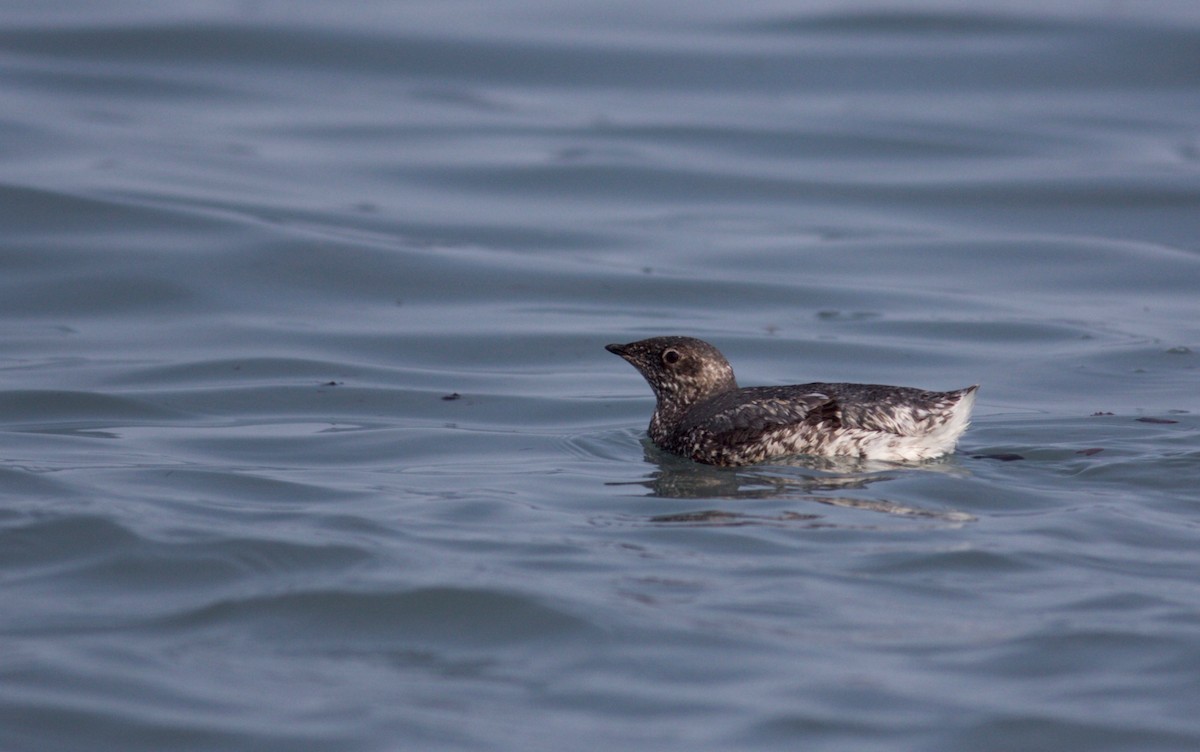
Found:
[2,2,1199,750]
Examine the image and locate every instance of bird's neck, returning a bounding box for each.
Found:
[648,379,734,443]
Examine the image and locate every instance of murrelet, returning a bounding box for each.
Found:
[606,336,977,466]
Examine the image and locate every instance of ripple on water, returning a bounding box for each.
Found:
[158,586,602,649]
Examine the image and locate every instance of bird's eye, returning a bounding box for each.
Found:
[662,349,681,365]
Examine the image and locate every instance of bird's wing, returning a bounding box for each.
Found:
[833,386,974,435]
[684,390,840,446]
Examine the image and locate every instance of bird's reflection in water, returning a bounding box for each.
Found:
[608,440,974,525]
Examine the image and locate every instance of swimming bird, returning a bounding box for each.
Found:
[606,336,978,466]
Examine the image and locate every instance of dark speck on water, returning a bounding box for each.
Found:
[973,453,1026,461]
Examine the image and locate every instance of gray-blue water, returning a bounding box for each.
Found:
[3,2,1199,750]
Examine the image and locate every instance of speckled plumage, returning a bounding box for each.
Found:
[606,336,978,466]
